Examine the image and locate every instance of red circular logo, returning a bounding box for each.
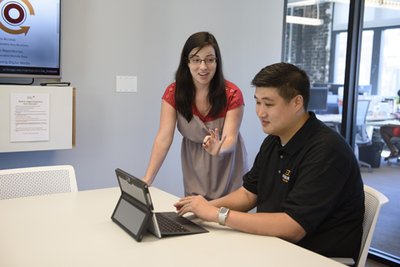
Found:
[2,1,26,26]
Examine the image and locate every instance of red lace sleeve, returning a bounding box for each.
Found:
[161,83,177,109]
[225,80,244,111]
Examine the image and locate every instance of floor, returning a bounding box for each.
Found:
[365,258,392,267]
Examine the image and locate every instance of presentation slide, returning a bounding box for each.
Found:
[0,0,60,71]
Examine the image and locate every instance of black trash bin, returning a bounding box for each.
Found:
[358,141,384,168]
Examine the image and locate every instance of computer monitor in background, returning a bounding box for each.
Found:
[312,83,328,88]
[308,87,328,113]
[358,85,372,95]
[329,84,343,95]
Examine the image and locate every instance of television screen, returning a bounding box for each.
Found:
[0,0,61,78]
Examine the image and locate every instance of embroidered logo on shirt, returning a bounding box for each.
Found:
[281,169,291,183]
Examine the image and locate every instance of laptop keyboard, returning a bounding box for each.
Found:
[155,213,190,233]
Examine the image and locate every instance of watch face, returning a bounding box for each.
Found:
[218,207,230,226]
[220,207,229,214]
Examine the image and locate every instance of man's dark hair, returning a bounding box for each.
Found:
[175,31,226,122]
[251,62,311,109]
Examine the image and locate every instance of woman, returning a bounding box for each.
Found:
[143,31,248,200]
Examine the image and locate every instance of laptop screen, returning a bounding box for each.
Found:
[112,168,152,241]
[113,198,148,236]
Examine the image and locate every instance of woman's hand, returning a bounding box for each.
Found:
[142,176,152,186]
[202,128,226,156]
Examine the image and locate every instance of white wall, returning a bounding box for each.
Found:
[0,0,284,197]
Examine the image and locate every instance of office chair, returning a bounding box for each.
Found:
[0,165,78,200]
[355,100,372,172]
[332,185,389,267]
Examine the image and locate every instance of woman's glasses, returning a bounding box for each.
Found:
[188,57,217,65]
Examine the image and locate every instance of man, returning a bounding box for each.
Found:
[380,124,400,158]
[175,62,365,261]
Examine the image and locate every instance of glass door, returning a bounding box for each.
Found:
[356,2,400,264]
[284,0,400,265]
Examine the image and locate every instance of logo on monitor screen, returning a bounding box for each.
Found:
[0,0,34,35]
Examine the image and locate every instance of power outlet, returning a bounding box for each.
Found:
[116,76,137,92]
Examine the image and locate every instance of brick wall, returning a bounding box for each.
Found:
[285,3,333,85]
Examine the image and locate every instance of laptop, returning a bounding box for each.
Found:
[111,168,208,242]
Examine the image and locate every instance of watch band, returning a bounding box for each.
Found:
[218,207,230,226]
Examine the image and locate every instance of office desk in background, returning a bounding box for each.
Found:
[0,187,345,267]
[317,113,400,127]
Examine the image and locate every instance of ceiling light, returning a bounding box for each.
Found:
[286,15,324,25]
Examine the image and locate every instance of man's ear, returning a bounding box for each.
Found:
[293,94,304,110]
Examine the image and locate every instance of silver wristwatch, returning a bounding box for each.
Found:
[218,207,230,226]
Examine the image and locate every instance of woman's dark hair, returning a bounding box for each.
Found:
[175,31,226,122]
[251,62,311,109]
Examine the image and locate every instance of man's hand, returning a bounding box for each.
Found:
[174,195,218,222]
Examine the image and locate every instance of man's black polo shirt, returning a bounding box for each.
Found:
[243,112,364,260]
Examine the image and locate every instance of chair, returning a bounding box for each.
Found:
[0,165,78,200]
[355,100,372,172]
[332,185,389,267]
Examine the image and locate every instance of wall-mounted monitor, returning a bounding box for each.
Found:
[0,0,61,78]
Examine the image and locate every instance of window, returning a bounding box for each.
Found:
[379,28,400,97]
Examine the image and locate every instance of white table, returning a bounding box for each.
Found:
[0,187,345,267]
